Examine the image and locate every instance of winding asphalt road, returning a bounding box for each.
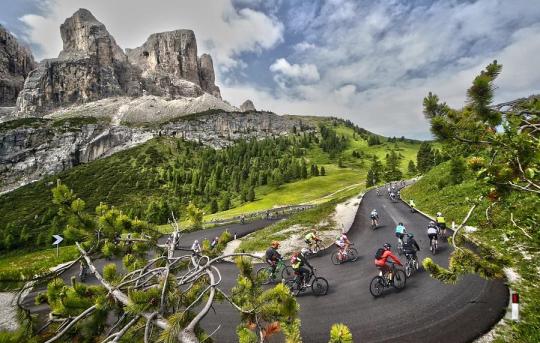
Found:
[22,189,507,342]
[200,188,508,342]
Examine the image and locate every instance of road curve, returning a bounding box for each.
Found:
[201,188,508,342]
[21,190,507,342]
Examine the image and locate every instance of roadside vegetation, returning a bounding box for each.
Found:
[402,61,539,342]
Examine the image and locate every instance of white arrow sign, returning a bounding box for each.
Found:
[52,234,63,245]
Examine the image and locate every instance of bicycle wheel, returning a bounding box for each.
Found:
[311,277,329,296]
[281,266,295,281]
[405,262,413,278]
[392,270,407,289]
[347,248,359,262]
[331,252,342,265]
[369,276,385,297]
[285,279,301,296]
[256,266,272,285]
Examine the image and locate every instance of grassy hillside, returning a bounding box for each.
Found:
[402,162,540,342]
[0,120,421,253]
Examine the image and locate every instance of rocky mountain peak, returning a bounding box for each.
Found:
[16,8,222,115]
[240,99,256,112]
[0,25,36,106]
[59,8,126,64]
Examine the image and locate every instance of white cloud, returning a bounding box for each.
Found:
[269,58,320,90]
[18,0,284,73]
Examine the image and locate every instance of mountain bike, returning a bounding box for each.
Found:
[285,268,329,296]
[404,252,419,278]
[256,259,294,285]
[369,262,406,297]
[331,244,358,265]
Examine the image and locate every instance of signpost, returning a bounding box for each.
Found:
[52,234,63,257]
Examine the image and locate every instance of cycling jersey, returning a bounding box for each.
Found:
[409,200,415,207]
[427,226,438,235]
[374,250,402,267]
[436,216,445,224]
[370,211,378,219]
[305,232,315,241]
[265,247,281,262]
[395,225,406,234]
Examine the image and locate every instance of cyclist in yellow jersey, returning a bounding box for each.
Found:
[436,212,446,237]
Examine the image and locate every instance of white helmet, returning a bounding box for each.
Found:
[301,248,310,255]
[437,212,442,216]
[194,240,199,244]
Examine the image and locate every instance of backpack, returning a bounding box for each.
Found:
[375,248,385,260]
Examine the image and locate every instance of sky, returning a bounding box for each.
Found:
[1,0,539,139]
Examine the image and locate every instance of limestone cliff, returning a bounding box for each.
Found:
[16,9,221,116]
[0,25,36,106]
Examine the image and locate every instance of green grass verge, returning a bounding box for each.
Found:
[237,186,364,253]
[0,245,79,290]
[402,162,540,342]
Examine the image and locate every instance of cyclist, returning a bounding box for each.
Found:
[335,232,351,261]
[79,261,88,282]
[436,212,446,237]
[304,230,321,252]
[395,222,407,246]
[374,243,402,280]
[389,192,396,202]
[211,236,219,250]
[409,199,416,211]
[370,209,379,227]
[291,248,313,287]
[427,221,439,249]
[191,240,201,255]
[402,233,420,260]
[265,241,282,275]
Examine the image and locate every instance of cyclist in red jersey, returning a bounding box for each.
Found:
[374,243,402,278]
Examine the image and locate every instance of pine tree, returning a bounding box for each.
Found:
[247,186,255,202]
[416,142,435,173]
[320,166,326,176]
[407,160,417,175]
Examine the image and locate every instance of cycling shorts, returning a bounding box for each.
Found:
[437,222,446,229]
[428,233,438,241]
[395,232,405,239]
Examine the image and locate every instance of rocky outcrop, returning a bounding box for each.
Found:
[240,99,256,112]
[126,31,221,99]
[0,111,311,193]
[16,9,221,116]
[0,25,36,106]
[0,119,152,193]
[16,9,137,115]
[198,54,221,98]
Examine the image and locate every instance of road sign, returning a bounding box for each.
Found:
[52,234,63,257]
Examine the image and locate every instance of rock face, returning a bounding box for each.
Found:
[0,119,152,193]
[126,31,221,99]
[0,111,311,193]
[16,9,136,115]
[0,25,36,106]
[240,99,256,112]
[16,9,221,116]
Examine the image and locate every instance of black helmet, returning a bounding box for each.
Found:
[383,243,391,249]
[408,233,414,238]
[398,222,403,226]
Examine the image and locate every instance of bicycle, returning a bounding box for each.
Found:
[430,236,438,255]
[331,244,358,265]
[256,259,294,285]
[404,252,419,278]
[397,238,404,256]
[285,268,329,296]
[369,262,406,297]
[307,239,323,254]
[371,217,378,230]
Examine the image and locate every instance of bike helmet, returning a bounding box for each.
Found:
[398,222,403,226]
[194,240,199,244]
[271,241,280,248]
[437,212,442,216]
[383,243,392,249]
[429,221,436,226]
[408,233,414,238]
[301,248,310,255]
